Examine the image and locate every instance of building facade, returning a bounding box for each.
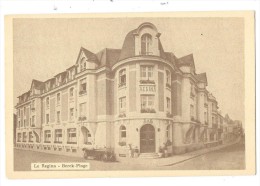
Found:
[15,22,241,157]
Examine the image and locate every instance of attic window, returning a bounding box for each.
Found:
[80,58,86,72]
[141,34,152,55]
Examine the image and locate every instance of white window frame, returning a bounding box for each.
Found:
[141,34,152,55]
[141,95,155,110]
[140,66,154,80]
[44,130,51,143]
[67,128,77,144]
[54,129,62,143]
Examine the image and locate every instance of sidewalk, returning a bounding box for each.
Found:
[117,138,241,168]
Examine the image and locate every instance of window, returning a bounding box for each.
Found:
[18,121,20,128]
[67,128,77,144]
[140,66,154,81]
[70,87,74,97]
[141,95,155,113]
[57,93,61,106]
[119,125,126,144]
[44,130,51,143]
[46,114,49,124]
[57,111,60,123]
[166,70,171,85]
[119,97,126,112]
[22,132,27,142]
[79,103,86,117]
[141,34,152,55]
[190,105,194,120]
[29,132,33,142]
[17,133,21,142]
[70,108,74,121]
[79,78,87,95]
[32,115,35,127]
[18,109,20,117]
[166,97,171,111]
[54,129,62,143]
[204,112,208,123]
[46,97,50,109]
[80,57,86,72]
[24,107,26,115]
[119,69,126,87]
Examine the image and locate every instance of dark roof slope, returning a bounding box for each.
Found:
[118,29,136,61]
[195,72,208,85]
[31,79,44,90]
[177,54,195,67]
[75,47,98,65]
[96,48,121,68]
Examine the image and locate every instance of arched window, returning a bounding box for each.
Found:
[141,34,152,55]
[119,125,126,145]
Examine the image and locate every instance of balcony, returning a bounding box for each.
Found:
[140,79,155,84]
[141,108,156,113]
[118,112,126,118]
[118,82,126,88]
[79,90,87,95]
[78,116,87,121]
[166,112,173,118]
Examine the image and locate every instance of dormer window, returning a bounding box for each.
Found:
[141,34,152,55]
[80,57,86,72]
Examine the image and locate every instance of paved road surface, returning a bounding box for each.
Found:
[14,140,245,171]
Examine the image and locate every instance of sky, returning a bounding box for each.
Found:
[13,17,244,124]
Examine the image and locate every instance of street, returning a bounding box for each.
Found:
[14,140,245,171]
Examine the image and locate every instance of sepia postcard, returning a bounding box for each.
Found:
[5,11,255,179]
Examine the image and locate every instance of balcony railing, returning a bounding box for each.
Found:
[140,79,155,84]
[118,82,126,88]
[78,116,87,121]
[118,112,126,118]
[166,112,173,118]
[79,90,87,95]
[141,108,156,113]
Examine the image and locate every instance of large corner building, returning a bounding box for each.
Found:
[15,22,228,157]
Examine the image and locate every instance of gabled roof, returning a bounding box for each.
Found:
[31,79,44,90]
[164,52,178,67]
[195,72,208,85]
[177,54,195,68]
[75,47,98,65]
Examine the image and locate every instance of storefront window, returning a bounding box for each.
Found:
[54,129,62,143]
[44,130,51,143]
[119,125,126,146]
[67,128,77,144]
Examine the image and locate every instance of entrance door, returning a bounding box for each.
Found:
[140,124,155,153]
